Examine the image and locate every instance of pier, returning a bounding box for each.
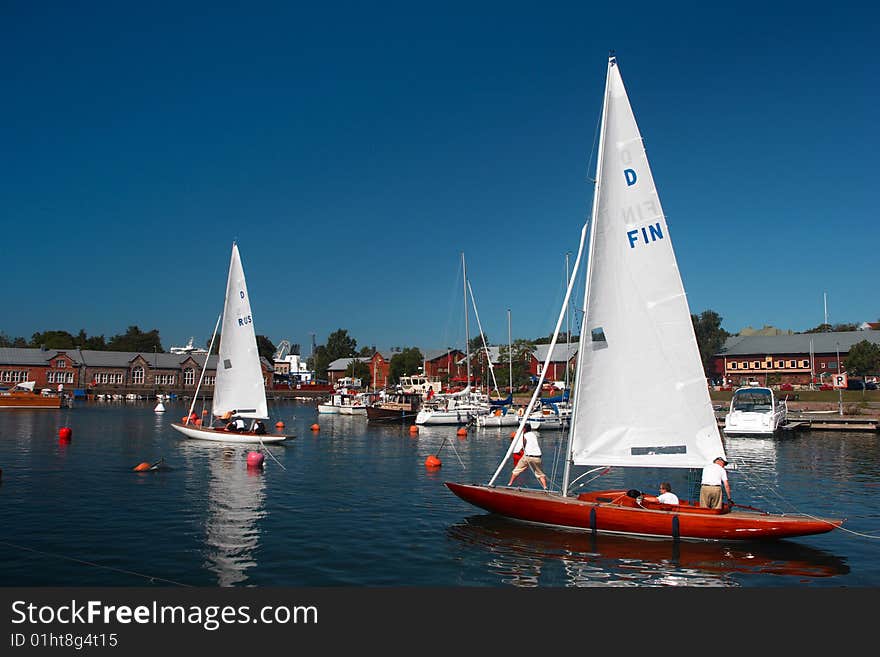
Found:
[716,411,879,432]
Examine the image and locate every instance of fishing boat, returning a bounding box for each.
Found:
[723,386,787,436]
[171,243,291,444]
[0,381,64,409]
[446,55,842,541]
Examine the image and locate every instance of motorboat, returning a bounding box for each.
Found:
[724,386,787,436]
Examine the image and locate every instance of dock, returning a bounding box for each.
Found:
[715,411,879,432]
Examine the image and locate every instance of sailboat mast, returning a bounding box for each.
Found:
[561,55,613,496]
[186,312,222,423]
[462,252,471,390]
[565,252,571,392]
[508,308,513,395]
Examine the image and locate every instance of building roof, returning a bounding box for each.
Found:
[717,330,880,356]
[0,347,219,369]
[533,343,578,363]
[327,357,372,371]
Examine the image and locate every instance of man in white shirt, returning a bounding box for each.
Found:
[508,423,548,490]
[700,456,732,508]
[643,482,679,505]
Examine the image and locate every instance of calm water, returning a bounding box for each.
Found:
[1,400,878,587]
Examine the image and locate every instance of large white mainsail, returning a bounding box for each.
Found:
[212,243,269,420]
[569,56,723,469]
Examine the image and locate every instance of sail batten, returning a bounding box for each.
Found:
[569,56,724,470]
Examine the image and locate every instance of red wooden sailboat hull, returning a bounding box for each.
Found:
[445,483,843,541]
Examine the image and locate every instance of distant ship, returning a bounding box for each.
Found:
[169,337,209,355]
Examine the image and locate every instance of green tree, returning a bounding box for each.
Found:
[326,329,358,360]
[0,332,28,347]
[691,310,729,377]
[844,340,880,376]
[76,329,106,350]
[29,330,76,349]
[256,335,276,363]
[389,347,424,384]
[498,339,536,389]
[107,326,164,352]
[345,359,371,384]
[309,344,331,380]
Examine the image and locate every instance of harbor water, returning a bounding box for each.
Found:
[1,400,878,587]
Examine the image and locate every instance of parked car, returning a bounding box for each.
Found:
[846,378,878,391]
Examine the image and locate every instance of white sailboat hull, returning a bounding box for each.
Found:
[171,423,290,444]
[317,404,340,414]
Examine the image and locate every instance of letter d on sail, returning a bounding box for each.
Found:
[624,169,637,186]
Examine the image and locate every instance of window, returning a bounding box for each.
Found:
[751,361,760,369]
[591,327,607,342]
[66,372,74,383]
[729,362,737,370]
[47,372,55,383]
[788,360,796,368]
[56,360,66,368]
[204,375,215,386]
[801,359,810,368]
[184,368,195,386]
[776,360,784,368]
[132,366,144,385]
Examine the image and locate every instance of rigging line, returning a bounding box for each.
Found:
[730,458,880,538]
[259,438,287,471]
[0,539,193,587]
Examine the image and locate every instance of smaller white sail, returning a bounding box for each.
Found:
[212,243,269,420]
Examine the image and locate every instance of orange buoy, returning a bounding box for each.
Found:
[246,452,265,468]
[58,426,72,440]
[425,455,441,468]
[456,427,467,437]
[202,409,208,414]
[310,423,320,431]
[509,431,517,439]
[194,418,202,426]
[276,421,285,429]
[133,462,152,472]
[409,424,419,434]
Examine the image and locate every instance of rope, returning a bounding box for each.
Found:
[0,539,192,586]
[259,438,287,471]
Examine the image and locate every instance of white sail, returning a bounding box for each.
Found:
[569,57,724,469]
[212,243,268,419]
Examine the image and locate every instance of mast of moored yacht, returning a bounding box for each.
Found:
[462,252,472,392]
[561,55,613,496]
[185,312,222,425]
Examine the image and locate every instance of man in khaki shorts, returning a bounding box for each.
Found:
[508,423,548,490]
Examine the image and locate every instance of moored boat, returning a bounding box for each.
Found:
[0,382,64,409]
[366,391,423,423]
[724,386,787,436]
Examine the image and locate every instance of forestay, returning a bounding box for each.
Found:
[569,57,723,469]
[212,243,269,420]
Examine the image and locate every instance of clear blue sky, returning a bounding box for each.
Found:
[3,1,877,354]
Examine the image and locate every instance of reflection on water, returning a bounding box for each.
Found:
[178,442,267,587]
[447,514,850,587]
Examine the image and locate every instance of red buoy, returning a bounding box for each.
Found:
[276,421,285,429]
[133,462,152,472]
[58,426,72,441]
[311,423,320,432]
[409,424,419,434]
[246,452,265,468]
[456,427,467,437]
[425,455,441,468]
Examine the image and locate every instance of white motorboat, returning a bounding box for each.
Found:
[723,386,787,436]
